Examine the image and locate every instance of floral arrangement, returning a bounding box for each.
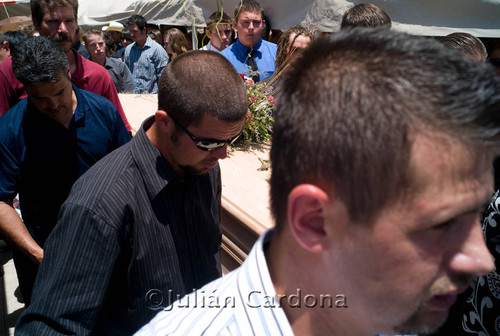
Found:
[234,74,275,145]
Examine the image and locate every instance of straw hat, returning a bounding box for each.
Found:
[105,21,124,32]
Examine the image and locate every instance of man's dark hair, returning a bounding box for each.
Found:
[439,32,488,62]
[206,11,232,31]
[262,14,271,41]
[341,3,391,29]
[158,50,247,127]
[104,34,117,57]
[121,29,132,41]
[31,0,78,27]
[127,14,147,32]
[270,28,500,231]
[12,35,69,86]
[234,0,264,22]
[2,31,29,55]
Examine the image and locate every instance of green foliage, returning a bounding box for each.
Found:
[235,78,275,144]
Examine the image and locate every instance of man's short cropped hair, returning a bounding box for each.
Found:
[127,14,147,31]
[234,0,264,22]
[270,28,500,231]
[31,0,78,27]
[82,28,102,45]
[157,50,247,127]
[206,11,232,32]
[341,3,391,29]
[439,32,488,62]
[12,35,69,86]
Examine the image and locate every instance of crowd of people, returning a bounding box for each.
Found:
[0,0,499,335]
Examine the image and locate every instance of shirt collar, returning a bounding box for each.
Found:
[72,84,86,123]
[70,49,86,83]
[133,36,154,50]
[236,38,263,53]
[233,228,295,334]
[131,116,181,199]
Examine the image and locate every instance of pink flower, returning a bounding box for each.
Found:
[245,79,255,87]
[247,112,253,120]
[267,95,275,104]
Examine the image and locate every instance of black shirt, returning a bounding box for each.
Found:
[16,117,223,335]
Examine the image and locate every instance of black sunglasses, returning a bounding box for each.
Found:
[170,115,241,151]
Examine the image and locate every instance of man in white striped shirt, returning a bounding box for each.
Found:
[135,28,500,335]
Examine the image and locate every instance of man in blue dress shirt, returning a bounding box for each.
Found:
[223,0,277,81]
[124,14,169,94]
[0,36,130,305]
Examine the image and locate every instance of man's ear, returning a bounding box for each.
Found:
[3,41,10,53]
[287,184,331,253]
[155,110,170,132]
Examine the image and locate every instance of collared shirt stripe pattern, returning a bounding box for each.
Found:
[134,229,294,336]
[124,36,169,94]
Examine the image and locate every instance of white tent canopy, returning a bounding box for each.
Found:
[1,0,500,37]
[79,0,500,37]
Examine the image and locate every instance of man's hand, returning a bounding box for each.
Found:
[0,200,44,264]
[29,245,44,265]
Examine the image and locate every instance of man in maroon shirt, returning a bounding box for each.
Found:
[0,0,132,132]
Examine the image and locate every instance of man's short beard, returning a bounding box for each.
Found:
[393,274,474,335]
[170,126,181,145]
[393,300,441,335]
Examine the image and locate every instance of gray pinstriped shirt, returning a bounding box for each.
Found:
[16,116,223,335]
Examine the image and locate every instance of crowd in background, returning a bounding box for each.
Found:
[1,6,499,96]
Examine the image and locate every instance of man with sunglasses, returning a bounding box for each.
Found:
[16,50,248,335]
[223,0,277,81]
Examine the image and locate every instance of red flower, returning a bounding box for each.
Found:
[247,112,253,120]
[248,95,256,105]
[268,95,275,104]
